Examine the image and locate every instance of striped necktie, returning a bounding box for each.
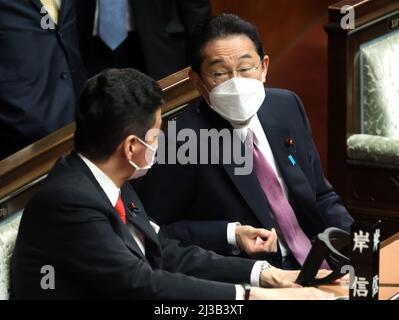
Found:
[41,0,60,24]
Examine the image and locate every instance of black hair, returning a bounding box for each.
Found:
[190,13,265,74]
[74,68,164,161]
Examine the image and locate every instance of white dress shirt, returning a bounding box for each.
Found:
[227,115,292,259]
[40,0,61,20]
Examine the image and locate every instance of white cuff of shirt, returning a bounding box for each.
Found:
[235,284,245,300]
[227,222,241,255]
[250,261,271,287]
[235,260,271,299]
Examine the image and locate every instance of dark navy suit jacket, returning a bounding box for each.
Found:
[137,88,354,267]
[0,0,86,159]
[11,152,254,299]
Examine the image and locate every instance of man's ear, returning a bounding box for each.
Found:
[261,55,270,84]
[189,68,209,100]
[122,135,136,161]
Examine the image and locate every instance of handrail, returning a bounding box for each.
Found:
[0,67,200,207]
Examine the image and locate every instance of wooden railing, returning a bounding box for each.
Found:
[0,67,200,220]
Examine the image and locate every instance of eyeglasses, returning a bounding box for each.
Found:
[206,61,263,85]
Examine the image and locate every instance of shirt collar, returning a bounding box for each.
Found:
[230,114,262,143]
[78,153,120,207]
[53,0,61,9]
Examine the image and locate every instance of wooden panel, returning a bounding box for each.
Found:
[380,237,399,285]
[0,67,200,219]
[326,0,399,240]
[211,0,335,60]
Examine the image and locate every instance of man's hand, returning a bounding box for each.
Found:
[261,268,337,288]
[235,225,278,256]
[260,267,302,288]
[249,287,335,300]
[316,269,350,285]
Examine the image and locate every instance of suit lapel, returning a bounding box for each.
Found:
[125,212,162,268]
[66,153,151,263]
[257,107,318,219]
[57,0,69,27]
[119,219,149,262]
[122,188,161,249]
[200,103,277,229]
[221,157,278,229]
[122,186,162,268]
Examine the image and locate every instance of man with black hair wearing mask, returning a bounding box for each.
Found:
[10,68,333,300]
[137,14,354,270]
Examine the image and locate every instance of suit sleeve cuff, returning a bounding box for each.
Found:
[227,222,241,255]
[250,261,271,287]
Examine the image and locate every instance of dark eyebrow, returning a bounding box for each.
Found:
[208,59,225,67]
[238,54,254,60]
[207,54,255,67]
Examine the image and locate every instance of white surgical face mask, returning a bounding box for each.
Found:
[129,137,157,180]
[208,77,266,124]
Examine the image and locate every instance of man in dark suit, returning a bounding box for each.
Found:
[76,0,211,80]
[137,14,354,269]
[10,68,332,300]
[0,0,86,160]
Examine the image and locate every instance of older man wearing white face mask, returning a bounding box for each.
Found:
[137,14,353,270]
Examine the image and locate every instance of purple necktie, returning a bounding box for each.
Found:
[248,130,328,268]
